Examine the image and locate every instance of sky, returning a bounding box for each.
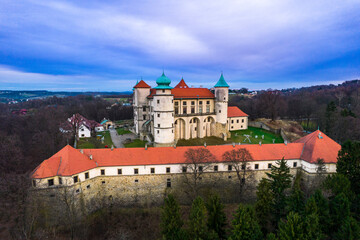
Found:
[0,0,359,91]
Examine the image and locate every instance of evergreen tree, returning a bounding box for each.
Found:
[277,212,304,240]
[266,233,277,240]
[312,190,331,233]
[287,173,305,214]
[337,140,360,195]
[303,213,324,240]
[160,194,185,240]
[255,178,274,233]
[188,196,208,240]
[229,204,263,240]
[330,193,351,233]
[206,194,227,239]
[334,217,360,240]
[266,158,292,222]
[323,173,352,199]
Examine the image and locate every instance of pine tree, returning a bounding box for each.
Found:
[266,157,292,222]
[312,190,330,233]
[303,213,324,240]
[160,194,185,240]
[334,217,360,240]
[277,212,304,240]
[330,193,351,236]
[255,178,274,233]
[287,173,305,214]
[229,204,263,240]
[206,194,227,239]
[188,196,208,240]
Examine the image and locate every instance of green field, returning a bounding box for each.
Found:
[230,126,283,144]
[77,131,114,149]
[124,139,148,148]
[176,136,230,146]
[116,128,131,135]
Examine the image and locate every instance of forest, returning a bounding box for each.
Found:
[0,80,359,239]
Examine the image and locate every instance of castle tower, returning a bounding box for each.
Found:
[133,80,151,135]
[214,73,229,139]
[152,72,175,147]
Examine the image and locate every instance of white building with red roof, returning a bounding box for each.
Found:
[133,73,248,146]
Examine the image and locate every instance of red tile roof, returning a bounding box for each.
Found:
[174,79,189,88]
[147,88,214,99]
[227,106,249,117]
[31,130,340,179]
[293,130,340,164]
[134,80,151,88]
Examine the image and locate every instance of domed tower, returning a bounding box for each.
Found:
[152,72,175,147]
[214,73,229,139]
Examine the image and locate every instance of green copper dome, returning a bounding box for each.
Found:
[214,73,229,88]
[154,72,173,89]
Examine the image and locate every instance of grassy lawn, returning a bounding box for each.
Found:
[77,131,114,149]
[230,126,283,144]
[116,127,131,135]
[176,136,230,146]
[124,139,148,148]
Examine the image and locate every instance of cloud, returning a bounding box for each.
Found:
[0,0,359,90]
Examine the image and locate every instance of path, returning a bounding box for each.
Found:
[109,128,137,148]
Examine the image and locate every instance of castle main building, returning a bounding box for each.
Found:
[133,73,248,147]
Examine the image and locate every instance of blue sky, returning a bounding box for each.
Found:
[0,0,359,91]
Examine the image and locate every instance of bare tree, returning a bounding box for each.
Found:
[222,148,256,199]
[181,148,216,199]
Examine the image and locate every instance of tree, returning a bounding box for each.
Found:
[255,179,274,234]
[325,101,337,135]
[229,204,263,240]
[303,213,324,240]
[206,194,227,239]
[266,158,292,222]
[222,148,256,199]
[336,140,360,195]
[160,194,185,240]
[330,193,351,233]
[188,196,208,240]
[334,217,360,240]
[277,212,304,240]
[323,174,352,199]
[182,148,216,199]
[286,173,305,214]
[312,190,330,233]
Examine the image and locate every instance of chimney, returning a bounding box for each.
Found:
[204,142,207,148]
[284,141,287,146]
[111,145,114,151]
[145,144,148,150]
[259,141,262,146]
[80,149,83,154]
[232,142,235,147]
[89,154,93,160]
[173,143,176,149]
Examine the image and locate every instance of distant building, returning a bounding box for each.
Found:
[100,118,114,130]
[133,73,248,147]
[64,114,102,138]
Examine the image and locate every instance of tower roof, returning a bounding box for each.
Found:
[214,73,229,88]
[154,72,173,89]
[174,78,189,88]
[133,80,151,88]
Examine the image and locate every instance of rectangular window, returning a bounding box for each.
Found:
[135,179,138,183]
[191,101,195,105]
[48,179,54,186]
[73,176,78,183]
[206,105,210,113]
[237,119,239,123]
[166,167,171,173]
[157,113,160,117]
[293,162,297,167]
[32,180,36,187]
[175,107,179,114]
[183,107,187,114]
[228,165,232,171]
[143,115,146,120]
[158,124,160,127]
[241,164,246,170]
[199,106,203,113]
[255,164,259,170]
[85,172,89,179]
[182,166,187,173]
[268,163,272,169]
[175,101,179,106]
[151,168,155,174]
[219,110,221,113]
[191,107,195,113]
[167,179,171,188]
[162,89,165,93]
[242,119,244,123]
[157,100,160,104]
[59,177,62,185]
[101,169,105,175]
[143,106,146,111]
[231,120,234,123]
[214,165,218,171]
[157,130,159,134]
[118,169,122,175]
[199,101,202,104]
[134,168,139,174]
[207,101,210,104]
[183,101,187,105]
[199,166,203,172]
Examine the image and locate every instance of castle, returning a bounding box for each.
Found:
[133,73,248,146]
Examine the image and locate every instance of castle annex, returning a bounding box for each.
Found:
[133,73,248,147]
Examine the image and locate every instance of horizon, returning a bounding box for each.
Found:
[1,1,360,91]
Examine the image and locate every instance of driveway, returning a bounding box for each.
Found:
[109,128,137,148]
